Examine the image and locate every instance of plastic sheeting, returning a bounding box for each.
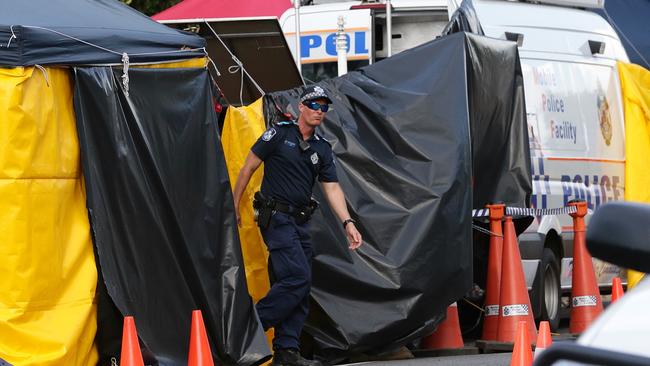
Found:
[0,0,205,67]
[221,99,276,347]
[265,32,530,359]
[443,0,485,36]
[221,98,270,303]
[260,32,530,360]
[618,61,650,288]
[0,67,98,365]
[73,66,270,365]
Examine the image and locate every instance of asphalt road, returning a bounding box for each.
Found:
[342,353,513,366]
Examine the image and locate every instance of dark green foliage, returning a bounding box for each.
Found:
[121,0,182,16]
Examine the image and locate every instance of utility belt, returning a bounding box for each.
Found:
[253,191,319,229]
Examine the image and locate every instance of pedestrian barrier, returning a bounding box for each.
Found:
[568,201,603,334]
[481,203,505,341]
[611,277,624,303]
[188,310,215,366]
[496,217,537,344]
[120,316,144,366]
[510,321,533,366]
[534,321,552,359]
[420,302,464,350]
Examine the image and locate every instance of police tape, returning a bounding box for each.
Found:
[471,205,578,218]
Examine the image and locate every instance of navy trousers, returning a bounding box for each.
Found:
[256,212,312,350]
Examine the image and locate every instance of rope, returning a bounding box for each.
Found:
[203,21,265,102]
[34,65,50,87]
[19,25,205,58]
[121,53,130,96]
[472,224,502,237]
[602,9,650,69]
[5,25,17,48]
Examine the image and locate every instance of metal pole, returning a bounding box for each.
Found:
[294,0,302,76]
[386,0,392,57]
[336,16,348,76]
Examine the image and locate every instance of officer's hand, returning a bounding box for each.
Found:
[346,224,362,250]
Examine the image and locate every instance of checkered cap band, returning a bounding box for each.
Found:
[300,86,331,103]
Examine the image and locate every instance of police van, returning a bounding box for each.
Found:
[280,0,629,330]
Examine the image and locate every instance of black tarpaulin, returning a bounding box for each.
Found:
[266,32,474,360]
[443,0,485,36]
[264,32,531,360]
[0,0,204,66]
[73,67,270,365]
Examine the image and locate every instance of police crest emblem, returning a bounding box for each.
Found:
[262,127,277,141]
[310,152,319,165]
[598,95,612,146]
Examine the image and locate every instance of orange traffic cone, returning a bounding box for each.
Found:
[120,316,144,366]
[568,201,603,334]
[534,321,552,359]
[496,217,537,344]
[188,310,215,366]
[420,302,464,349]
[611,277,624,303]
[481,203,505,341]
[510,321,533,366]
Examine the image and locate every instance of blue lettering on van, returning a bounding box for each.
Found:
[325,33,350,56]
[355,31,368,54]
[550,120,577,144]
[300,32,368,59]
[561,174,622,209]
[542,93,565,113]
[301,35,322,58]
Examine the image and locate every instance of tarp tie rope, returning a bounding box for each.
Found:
[204,21,266,103]
[15,25,205,60]
[603,9,650,69]
[121,53,130,96]
[207,56,221,77]
[5,25,17,48]
[472,224,502,237]
[34,65,50,87]
[228,56,246,106]
[472,205,578,218]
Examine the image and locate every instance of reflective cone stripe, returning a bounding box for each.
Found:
[510,321,533,366]
[188,310,215,366]
[568,201,603,334]
[534,321,552,359]
[482,203,505,341]
[611,277,624,303]
[420,303,464,349]
[120,316,144,366]
[496,217,537,343]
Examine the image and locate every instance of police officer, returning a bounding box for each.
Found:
[233,86,362,366]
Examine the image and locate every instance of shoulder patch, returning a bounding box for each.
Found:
[275,120,297,126]
[262,127,277,141]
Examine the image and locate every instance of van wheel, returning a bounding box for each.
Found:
[540,248,561,331]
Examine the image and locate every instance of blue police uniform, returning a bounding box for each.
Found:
[250,120,338,351]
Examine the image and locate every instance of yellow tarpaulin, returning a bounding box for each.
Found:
[221,98,275,346]
[0,67,98,365]
[618,61,650,288]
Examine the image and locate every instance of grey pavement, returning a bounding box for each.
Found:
[341,353,513,366]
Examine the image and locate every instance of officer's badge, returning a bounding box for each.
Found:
[310,152,319,165]
[262,127,277,141]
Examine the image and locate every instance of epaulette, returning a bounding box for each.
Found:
[274,120,298,127]
[315,133,332,146]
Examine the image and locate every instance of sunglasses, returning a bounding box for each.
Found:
[303,101,330,113]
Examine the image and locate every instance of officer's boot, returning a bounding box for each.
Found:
[271,348,323,366]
